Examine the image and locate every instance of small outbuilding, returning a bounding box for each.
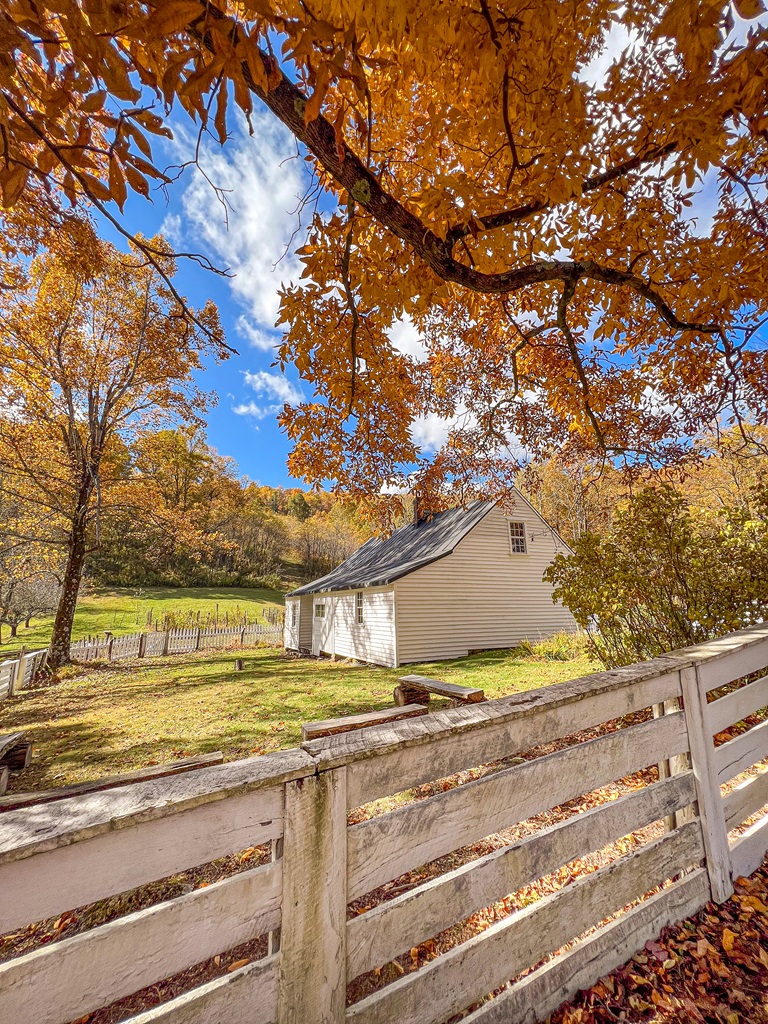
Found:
[284,492,577,668]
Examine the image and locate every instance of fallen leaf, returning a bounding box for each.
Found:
[227,958,251,972]
[722,927,737,953]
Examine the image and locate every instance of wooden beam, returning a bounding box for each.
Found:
[301,705,428,742]
[397,675,485,702]
[0,753,226,811]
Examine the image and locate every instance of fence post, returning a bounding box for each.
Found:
[162,630,170,656]
[8,646,26,697]
[278,767,347,1024]
[195,627,202,652]
[138,633,146,659]
[680,665,733,903]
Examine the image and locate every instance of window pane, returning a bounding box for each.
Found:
[509,521,527,554]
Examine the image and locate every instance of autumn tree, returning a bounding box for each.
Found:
[0,231,223,668]
[1,2,768,514]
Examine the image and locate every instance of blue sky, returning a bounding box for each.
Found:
[95,108,329,488]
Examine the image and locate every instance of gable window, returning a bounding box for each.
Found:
[356,592,364,624]
[314,602,325,618]
[509,521,528,554]
[291,604,297,627]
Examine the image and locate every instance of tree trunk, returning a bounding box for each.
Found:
[47,506,89,671]
[9,623,17,637]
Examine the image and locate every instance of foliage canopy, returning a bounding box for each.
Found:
[2,1,768,506]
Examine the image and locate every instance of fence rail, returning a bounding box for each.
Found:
[70,621,283,664]
[0,624,766,1024]
[0,649,48,700]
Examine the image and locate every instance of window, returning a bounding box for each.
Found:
[291,604,297,627]
[314,603,325,619]
[356,592,364,624]
[509,521,528,554]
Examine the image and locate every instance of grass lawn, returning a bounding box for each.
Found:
[0,585,285,657]
[0,644,600,792]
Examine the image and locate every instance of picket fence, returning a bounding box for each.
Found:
[0,649,48,701]
[70,622,283,664]
[0,624,767,1024]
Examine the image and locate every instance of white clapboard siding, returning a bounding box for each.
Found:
[313,588,397,667]
[460,869,710,1024]
[308,660,683,809]
[347,771,697,979]
[0,859,281,1024]
[714,717,768,785]
[707,674,768,735]
[394,502,575,665]
[123,955,278,1024]
[724,767,768,830]
[347,822,704,1024]
[347,711,689,899]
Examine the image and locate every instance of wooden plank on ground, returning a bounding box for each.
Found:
[724,767,768,830]
[0,860,281,1024]
[347,771,697,979]
[715,717,768,785]
[301,706,428,742]
[346,822,704,1024]
[730,811,768,881]
[0,732,25,758]
[0,753,226,811]
[314,664,684,808]
[398,675,485,702]
[459,869,710,1024]
[347,711,689,900]
[1,740,32,772]
[707,674,768,736]
[278,769,347,1024]
[0,785,284,934]
[123,954,278,1024]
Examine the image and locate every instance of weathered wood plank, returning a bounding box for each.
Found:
[0,732,25,758]
[680,667,733,903]
[688,626,768,692]
[301,706,428,742]
[707,675,768,736]
[278,769,347,1024]
[123,954,278,1024]
[347,771,697,979]
[347,711,689,900]
[730,811,768,881]
[715,717,768,785]
[332,666,684,808]
[459,869,710,1024]
[346,823,704,1024]
[0,785,283,934]
[0,860,281,1024]
[398,675,485,702]
[0,746,314,865]
[0,753,226,811]
[724,767,768,830]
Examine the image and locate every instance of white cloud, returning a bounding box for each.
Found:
[233,369,304,420]
[165,112,305,332]
[243,370,303,404]
[578,21,635,88]
[389,315,428,362]
[236,315,281,352]
[410,413,454,452]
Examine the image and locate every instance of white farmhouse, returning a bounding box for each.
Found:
[283,493,576,668]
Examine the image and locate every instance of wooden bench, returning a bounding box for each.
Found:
[0,751,225,811]
[301,704,428,742]
[393,674,485,707]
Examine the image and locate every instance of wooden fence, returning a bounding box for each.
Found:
[0,624,767,1024]
[0,649,48,701]
[69,621,283,664]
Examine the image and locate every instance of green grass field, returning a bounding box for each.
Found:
[0,643,599,792]
[0,586,285,656]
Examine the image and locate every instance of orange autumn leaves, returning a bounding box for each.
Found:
[1,2,768,511]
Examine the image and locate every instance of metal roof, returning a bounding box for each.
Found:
[287,500,495,597]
